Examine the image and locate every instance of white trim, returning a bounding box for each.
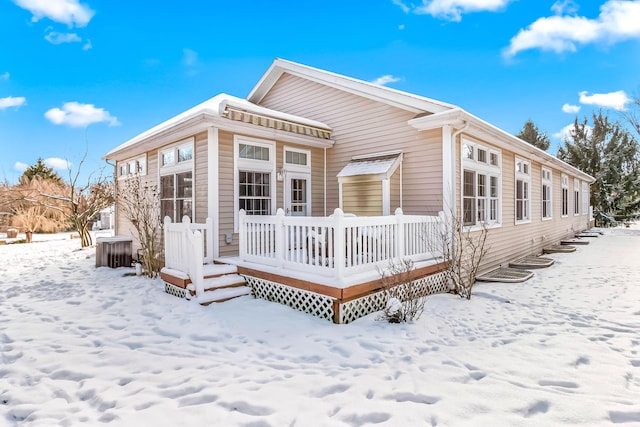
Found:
[515,157,531,225]
[233,135,276,232]
[208,127,219,258]
[574,178,581,216]
[541,166,553,221]
[284,171,312,216]
[283,146,311,173]
[582,182,589,216]
[116,154,147,180]
[159,137,194,174]
[561,174,569,218]
[442,124,453,214]
[461,138,502,228]
[382,179,390,216]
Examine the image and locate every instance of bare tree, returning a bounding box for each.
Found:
[117,174,163,277]
[37,156,115,248]
[436,211,490,300]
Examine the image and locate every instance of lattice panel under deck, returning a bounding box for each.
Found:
[165,282,187,299]
[340,271,449,324]
[244,276,335,322]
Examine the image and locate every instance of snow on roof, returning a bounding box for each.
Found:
[105,93,331,159]
[337,152,402,180]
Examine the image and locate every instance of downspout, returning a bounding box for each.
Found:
[324,147,327,217]
[447,122,469,265]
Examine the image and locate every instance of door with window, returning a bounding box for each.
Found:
[285,173,310,216]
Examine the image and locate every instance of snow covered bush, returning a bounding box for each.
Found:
[377,259,427,323]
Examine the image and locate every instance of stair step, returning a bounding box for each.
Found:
[561,238,589,245]
[198,286,252,306]
[203,264,237,278]
[202,274,246,291]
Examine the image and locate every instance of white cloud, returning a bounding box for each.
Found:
[82,38,92,50]
[12,0,95,27]
[579,90,631,111]
[13,161,29,172]
[562,103,581,113]
[44,31,82,45]
[551,0,579,15]
[399,24,405,30]
[394,0,513,22]
[183,48,198,66]
[553,122,592,140]
[44,157,71,170]
[44,102,120,127]
[1,72,9,80]
[0,96,27,109]
[505,0,640,57]
[372,74,402,86]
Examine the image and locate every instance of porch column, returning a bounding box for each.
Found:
[442,124,454,219]
[207,127,220,258]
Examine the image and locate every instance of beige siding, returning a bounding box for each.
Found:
[455,135,591,274]
[194,131,208,223]
[260,74,443,216]
[390,168,401,214]
[342,180,383,216]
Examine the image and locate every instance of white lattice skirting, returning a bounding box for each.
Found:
[244,270,450,324]
[244,276,335,322]
[339,271,449,324]
[165,283,187,299]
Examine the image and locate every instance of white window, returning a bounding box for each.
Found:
[582,182,589,215]
[234,136,276,230]
[461,139,501,227]
[515,158,531,223]
[117,155,147,179]
[574,178,580,215]
[159,138,194,222]
[561,174,569,217]
[542,167,552,220]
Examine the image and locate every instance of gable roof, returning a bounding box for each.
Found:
[247,58,456,115]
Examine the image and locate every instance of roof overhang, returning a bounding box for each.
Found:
[337,151,403,183]
[104,94,334,162]
[409,108,596,184]
[248,58,456,115]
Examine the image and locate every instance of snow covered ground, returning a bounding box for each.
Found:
[1,227,640,426]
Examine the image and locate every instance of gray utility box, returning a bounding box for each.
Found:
[96,236,132,268]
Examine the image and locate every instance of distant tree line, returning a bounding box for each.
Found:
[515,98,640,226]
[1,156,114,247]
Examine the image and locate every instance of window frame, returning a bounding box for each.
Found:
[234,136,276,232]
[574,178,581,216]
[515,157,531,224]
[117,154,147,180]
[582,182,589,215]
[541,167,552,220]
[158,138,195,222]
[561,174,569,217]
[461,139,501,228]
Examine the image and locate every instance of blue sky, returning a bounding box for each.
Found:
[1,0,639,184]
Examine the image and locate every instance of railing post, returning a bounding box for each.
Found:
[205,217,214,263]
[238,209,246,261]
[395,207,404,261]
[275,208,285,269]
[333,208,345,280]
[191,230,204,297]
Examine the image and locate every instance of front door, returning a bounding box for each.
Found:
[285,173,310,216]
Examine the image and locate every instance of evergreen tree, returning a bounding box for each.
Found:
[21,158,63,184]
[516,119,551,151]
[558,112,640,225]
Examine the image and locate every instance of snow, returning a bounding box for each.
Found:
[1,227,640,426]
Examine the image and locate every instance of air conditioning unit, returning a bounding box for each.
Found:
[96,236,132,268]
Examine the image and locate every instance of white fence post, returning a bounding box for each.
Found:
[333,208,345,280]
[395,207,405,261]
[205,217,214,263]
[239,209,246,260]
[275,208,285,269]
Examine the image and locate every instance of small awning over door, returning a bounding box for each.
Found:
[337,151,402,182]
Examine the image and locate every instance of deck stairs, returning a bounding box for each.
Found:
[161,263,252,306]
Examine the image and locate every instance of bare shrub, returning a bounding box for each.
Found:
[117,175,163,278]
[377,259,427,323]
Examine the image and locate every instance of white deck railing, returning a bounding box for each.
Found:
[164,216,209,296]
[239,208,444,280]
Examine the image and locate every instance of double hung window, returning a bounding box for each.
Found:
[160,140,194,222]
[461,140,501,227]
[515,158,531,223]
[542,168,552,220]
